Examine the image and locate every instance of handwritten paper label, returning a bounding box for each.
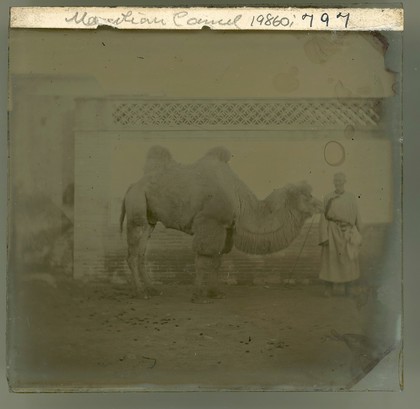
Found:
[10,7,404,31]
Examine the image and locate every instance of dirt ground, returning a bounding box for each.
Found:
[8,278,388,391]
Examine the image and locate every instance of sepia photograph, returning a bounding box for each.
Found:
[6,8,402,392]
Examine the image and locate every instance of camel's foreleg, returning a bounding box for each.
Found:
[193,255,224,303]
[191,218,227,303]
[127,222,158,299]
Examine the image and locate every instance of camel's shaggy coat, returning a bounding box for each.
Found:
[120,146,322,302]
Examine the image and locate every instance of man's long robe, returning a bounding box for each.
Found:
[319,191,362,283]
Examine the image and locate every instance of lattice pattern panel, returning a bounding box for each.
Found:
[111,99,381,130]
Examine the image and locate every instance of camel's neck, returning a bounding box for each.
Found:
[233,188,307,255]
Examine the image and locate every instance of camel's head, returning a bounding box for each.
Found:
[286,182,323,217]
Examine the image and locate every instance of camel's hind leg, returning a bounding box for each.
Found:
[126,222,159,299]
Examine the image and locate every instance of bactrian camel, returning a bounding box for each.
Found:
[120,146,322,303]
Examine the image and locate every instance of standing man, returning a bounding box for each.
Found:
[319,172,362,296]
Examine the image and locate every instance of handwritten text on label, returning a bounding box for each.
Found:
[10,7,404,31]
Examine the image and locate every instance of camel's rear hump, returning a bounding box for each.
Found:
[202,147,232,163]
[144,145,174,173]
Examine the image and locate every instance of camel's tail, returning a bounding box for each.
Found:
[119,197,126,234]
